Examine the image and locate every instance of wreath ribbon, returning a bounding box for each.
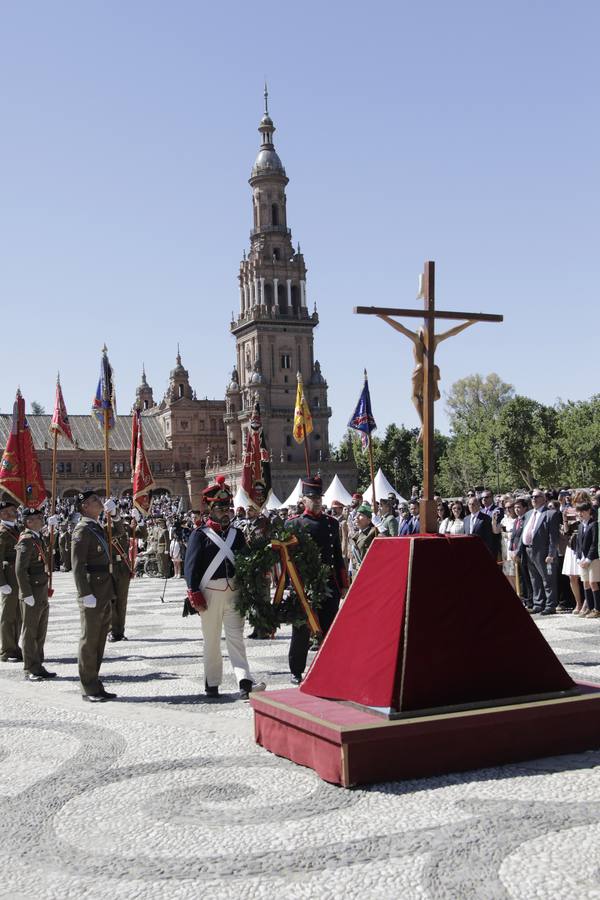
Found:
[271,535,321,636]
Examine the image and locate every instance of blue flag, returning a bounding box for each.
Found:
[348,371,376,448]
[92,347,116,430]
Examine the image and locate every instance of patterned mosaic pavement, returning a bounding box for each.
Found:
[2,572,600,899]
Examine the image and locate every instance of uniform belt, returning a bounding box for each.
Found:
[86,564,110,573]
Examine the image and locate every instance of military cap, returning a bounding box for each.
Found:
[76,489,99,509]
[0,498,18,510]
[352,492,362,500]
[202,474,232,507]
[357,503,373,517]
[22,507,44,518]
[301,476,323,497]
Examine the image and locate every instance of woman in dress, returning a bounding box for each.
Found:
[561,491,587,614]
[169,531,183,579]
[498,494,517,590]
[437,500,452,534]
[445,500,466,534]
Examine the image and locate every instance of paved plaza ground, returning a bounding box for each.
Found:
[1,572,600,899]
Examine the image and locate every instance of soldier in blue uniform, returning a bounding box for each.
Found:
[184,475,266,701]
[285,476,348,684]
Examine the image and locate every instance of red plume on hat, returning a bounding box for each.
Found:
[202,474,232,506]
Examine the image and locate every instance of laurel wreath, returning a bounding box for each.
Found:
[234,527,329,632]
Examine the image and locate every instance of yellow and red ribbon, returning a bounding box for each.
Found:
[271,535,321,636]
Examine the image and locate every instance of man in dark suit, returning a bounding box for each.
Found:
[517,489,560,615]
[480,488,502,560]
[510,497,534,607]
[464,496,496,556]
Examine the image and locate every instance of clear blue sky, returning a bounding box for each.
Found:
[1,1,598,443]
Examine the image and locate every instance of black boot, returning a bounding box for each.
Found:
[205,681,219,698]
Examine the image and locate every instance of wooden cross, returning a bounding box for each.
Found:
[355,261,503,533]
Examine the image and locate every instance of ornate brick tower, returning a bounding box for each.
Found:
[226,88,331,495]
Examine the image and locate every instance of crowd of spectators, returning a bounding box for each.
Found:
[19,482,600,622]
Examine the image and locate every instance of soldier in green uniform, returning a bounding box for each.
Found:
[375,497,399,537]
[71,490,117,702]
[15,507,58,681]
[350,504,378,572]
[0,497,23,663]
[59,525,72,572]
[155,517,171,578]
[107,511,133,642]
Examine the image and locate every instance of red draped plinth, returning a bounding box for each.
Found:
[301,535,574,713]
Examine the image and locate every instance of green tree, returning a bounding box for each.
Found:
[445,373,514,431]
[496,396,560,490]
[30,401,45,415]
[555,396,600,485]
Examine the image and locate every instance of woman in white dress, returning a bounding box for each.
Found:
[497,495,517,590]
[444,500,466,535]
[562,491,588,614]
[169,533,183,579]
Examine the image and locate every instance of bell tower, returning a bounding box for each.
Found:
[230,87,331,473]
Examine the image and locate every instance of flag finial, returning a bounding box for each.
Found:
[102,343,108,354]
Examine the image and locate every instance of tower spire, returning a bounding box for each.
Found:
[264,81,269,115]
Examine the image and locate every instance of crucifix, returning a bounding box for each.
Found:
[355,260,503,534]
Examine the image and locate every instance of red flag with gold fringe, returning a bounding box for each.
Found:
[50,375,74,444]
[0,390,47,508]
[131,410,155,515]
[241,399,272,511]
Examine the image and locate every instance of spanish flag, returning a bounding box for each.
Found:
[293,373,313,443]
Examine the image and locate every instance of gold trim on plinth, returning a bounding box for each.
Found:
[251,686,600,737]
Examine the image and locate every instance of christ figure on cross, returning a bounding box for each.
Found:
[377,315,477,441]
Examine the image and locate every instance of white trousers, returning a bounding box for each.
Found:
[200,579,252,687]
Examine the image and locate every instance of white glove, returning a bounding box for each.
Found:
[0,584,12,596]
[103,499,117,516]
[81,594,97,608]
[23,596,35,607]
[132,508,141,522]
[47,515,60,528]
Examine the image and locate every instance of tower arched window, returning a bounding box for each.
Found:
[271,204,279,226]
[178,384,184,398]
[264,282,273,308]
[290,284,300,315]
[277,283,286,314]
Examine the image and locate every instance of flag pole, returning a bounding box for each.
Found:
[104,406,113,573]
[364,369,377,514]
[48,426,58,592]
[302,422,311,478]
[368,438,377,515]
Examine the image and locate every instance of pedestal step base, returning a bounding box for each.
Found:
[250,684,600,787]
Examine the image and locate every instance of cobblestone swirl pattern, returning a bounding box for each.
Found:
[1,573,600,899]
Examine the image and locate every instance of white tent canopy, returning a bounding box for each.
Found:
[323,474,354,507]
[281,478,303,508]
[362,468,408,506]
[233,485,283,512]
[232,486,251,510]
[265,490,283,510]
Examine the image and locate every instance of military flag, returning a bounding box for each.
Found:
[292,373,313,443]
[50,375,73,444]
[241,399,272,511]
[131,409,155,515]
[92,346,116,430]
[348,370,377,448]
[0,389,47,508]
